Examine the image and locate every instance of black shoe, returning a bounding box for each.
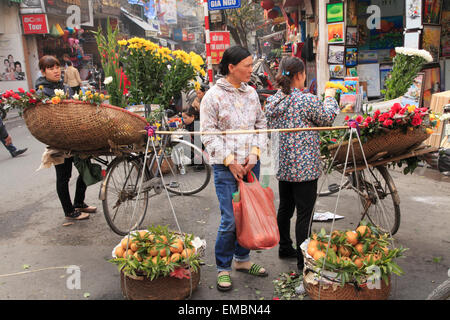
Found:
[279,248,298,259]
[65,209,90,220]
[11,148,27,158]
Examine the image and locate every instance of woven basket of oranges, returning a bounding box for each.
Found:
[300,222,407,300]
[110,225,205,300]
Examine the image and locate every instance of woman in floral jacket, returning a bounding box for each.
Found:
[265,56,339,271]
[200,46,268,291]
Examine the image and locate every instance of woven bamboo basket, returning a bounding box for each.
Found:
[300,239,391,300]
[120,268,200,300]
[23,100,148,152]
[112,230,205,300]
[328,126,429,164]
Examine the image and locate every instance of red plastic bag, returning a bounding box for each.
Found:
[232,172,280,250]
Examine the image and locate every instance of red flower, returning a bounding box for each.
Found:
[29,89,36,94]
[355,115,364,123]
[331,138,337,142]
[391,102,401,114]
[411,114,422,126]
[373,109,380,119]
[273,297,280,300]
[123,88,129,94]
[28,99,37,104]
[365,116,372,123]
[12,93,21,100]
[18,87,25,93]
[344,115,350,121]
[26,92,32,97]
[399,107,407,115]
[383,119,393,127]
[170,268,191,279]
[363,121,369,127]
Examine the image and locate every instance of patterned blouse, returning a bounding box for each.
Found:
[200,78,267,165]
[265,88,339,182]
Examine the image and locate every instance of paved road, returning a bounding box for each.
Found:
[0,113,449,300]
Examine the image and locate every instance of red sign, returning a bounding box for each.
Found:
[182,29,188,41]
[188,33,195,41]
[210,31,231,64]
[21,14,48,34]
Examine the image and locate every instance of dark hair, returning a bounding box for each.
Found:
[276,57,305,95]
[199,82,209,92]
[39,55,60,71]
[66,60,72,66]
[218,46,251,76]
[14,61,21,67]
[183,106,197,117]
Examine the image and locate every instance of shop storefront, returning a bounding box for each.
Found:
[317,0,450,113]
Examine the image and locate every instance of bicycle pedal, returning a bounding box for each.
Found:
[168,182,179,188]
[328,183,340,193]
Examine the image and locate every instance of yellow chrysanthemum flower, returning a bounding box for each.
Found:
[118,39,128,46]
[407,105,416,113]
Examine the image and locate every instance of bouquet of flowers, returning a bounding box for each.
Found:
[383,47,433,101]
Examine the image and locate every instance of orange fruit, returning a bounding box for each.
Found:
[364,253,380,264]
[130,242,138,252]
[331,230,341,240]
[161,256,170,265]
[340,256,352,263]
[152,256,159,264]
[115,246,124,258]
[170,253,182,263]
[355,243,365,255]
[123,249,133,258]
[159,247,168,257]
[313,250,326,261]
[356,226,371,238]
[380,247,389,256]
[308,239,319,249]
[307,245,317,257]
[148,246,158,256]
[353,258,363,268]
[139,230,148,238]
[345,231,358,245]
[170,238,184,254]
[133,252,143,262]
[156,235,168,244]
[181,248,195,259]
[338,246,351,257]
[121,238,131,250]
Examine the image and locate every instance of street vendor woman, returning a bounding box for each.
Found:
[35,55,96,221]
[264,56,339,272]
[200,46,268,292]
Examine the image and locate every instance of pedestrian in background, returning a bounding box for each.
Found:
[0,116,27,158]
[264,56,339,271]
[64,60,82,97]
[200,45,268,292]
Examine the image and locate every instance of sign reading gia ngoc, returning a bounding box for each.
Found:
[208,0,241,11]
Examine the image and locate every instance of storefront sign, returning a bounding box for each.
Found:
[208,0,241,11]
[188,33,195,41]
[210,31,230,64]
[21,14,49,34]
[174,29,183,41]
[182,29,188,41]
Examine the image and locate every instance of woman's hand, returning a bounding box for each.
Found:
[228,161,247,181]
[244,154,258,174]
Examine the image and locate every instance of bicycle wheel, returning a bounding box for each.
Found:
[353,165,401,235]
[102,156,149,236]
[158,139,211,195]
[318,160,350,197]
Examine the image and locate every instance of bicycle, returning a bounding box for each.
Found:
[427,276,450,300]
[95,108,211,236]
[317,142,438,236]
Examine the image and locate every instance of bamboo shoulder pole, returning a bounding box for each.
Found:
[155,126,351,136]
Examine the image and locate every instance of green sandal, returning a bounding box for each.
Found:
[236,263,268,277]
[217,274,232,292]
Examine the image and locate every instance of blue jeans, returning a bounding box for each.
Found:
[1,136,17,156]
[212,161,260,272]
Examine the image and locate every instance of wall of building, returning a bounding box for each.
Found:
[0,2,29,92]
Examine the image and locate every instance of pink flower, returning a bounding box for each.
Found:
[365,116,372,123]
[273,297,280,300]
[363,121,369,127]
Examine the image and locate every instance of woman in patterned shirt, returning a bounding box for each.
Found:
[265,56,339,271]
[200,46,268,291]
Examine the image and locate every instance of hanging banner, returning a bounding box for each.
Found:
[21,14,49,34]
[210,31,231,64]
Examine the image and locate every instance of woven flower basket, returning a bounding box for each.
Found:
[23,100,148,152]
[120,268,200,300]
[328,126,429,164]
[300,239,391,300]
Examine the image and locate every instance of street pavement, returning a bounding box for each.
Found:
[0,112,449,300]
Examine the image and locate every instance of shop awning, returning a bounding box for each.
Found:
[121,7,159,35]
